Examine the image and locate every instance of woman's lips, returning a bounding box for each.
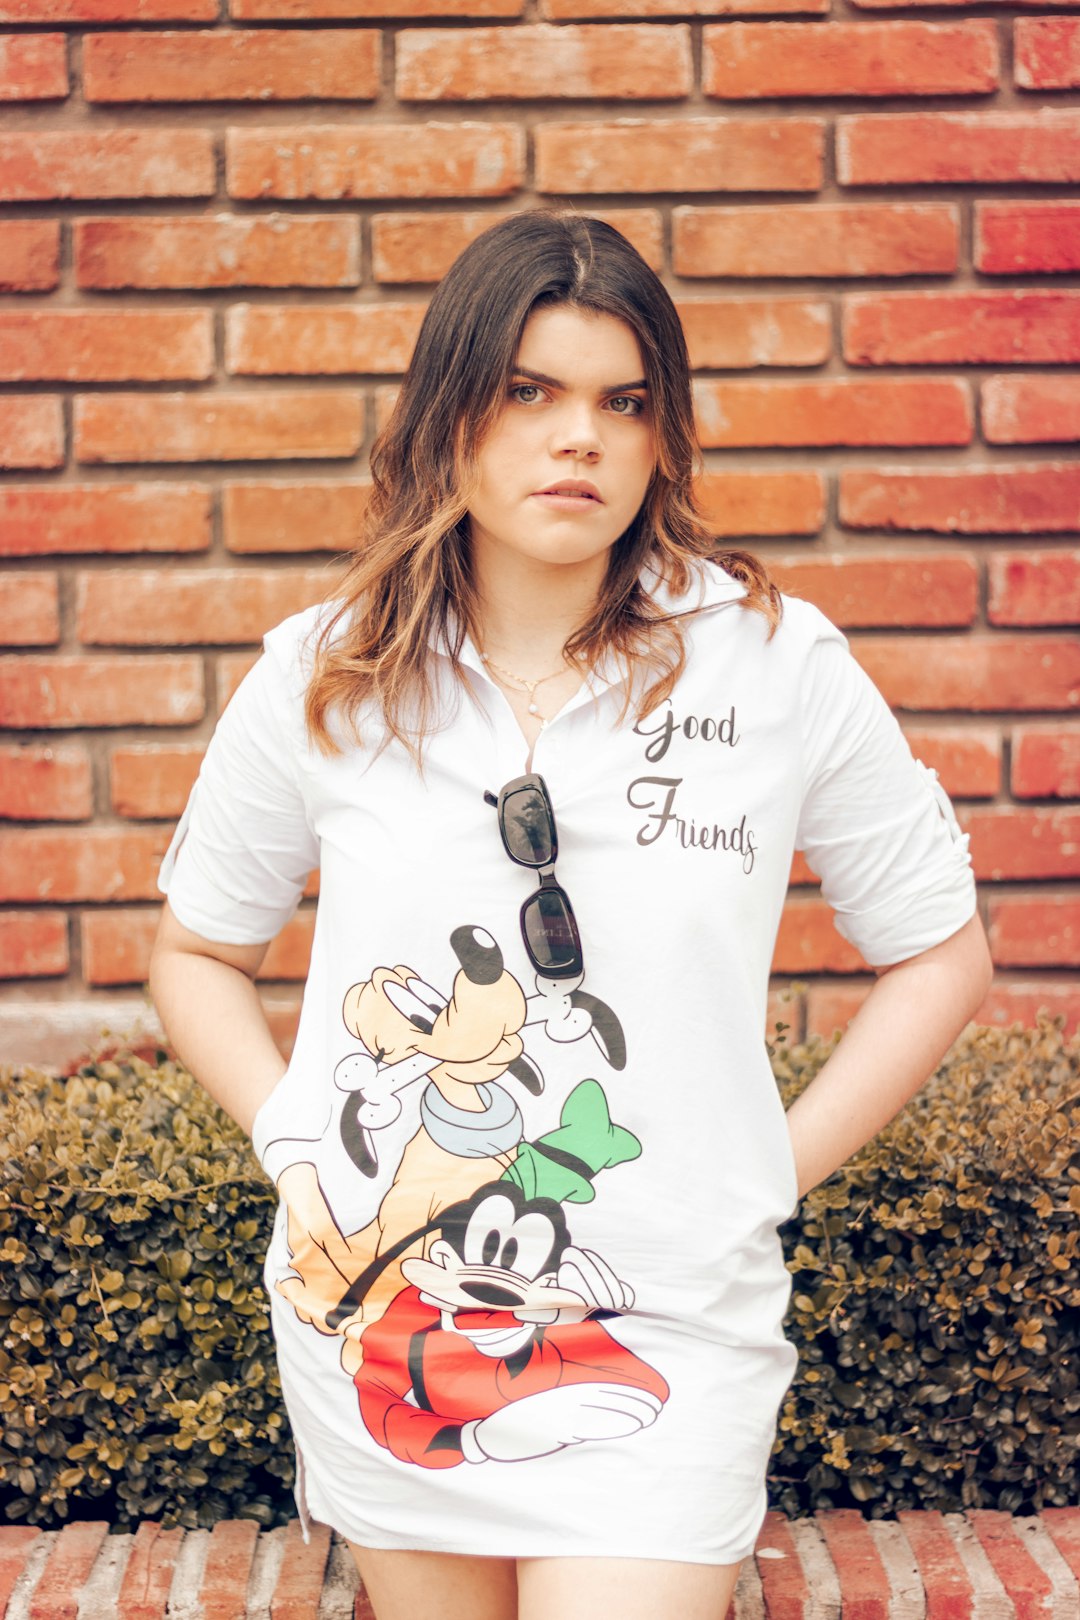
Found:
[530,491,603,510]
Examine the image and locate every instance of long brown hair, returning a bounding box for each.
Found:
[304,208,781,772]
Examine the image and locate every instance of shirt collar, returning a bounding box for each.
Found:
[427,554,748,696]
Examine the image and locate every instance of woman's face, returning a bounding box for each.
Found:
[465,303,656,586]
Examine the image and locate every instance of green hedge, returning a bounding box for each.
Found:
[0,1048,288,1531]
[0,1015,1076,1530]
[770,1013,1079,1515]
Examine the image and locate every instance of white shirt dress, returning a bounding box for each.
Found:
[155,556,977,1566]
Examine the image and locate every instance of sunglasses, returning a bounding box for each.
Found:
[483,773,584,980]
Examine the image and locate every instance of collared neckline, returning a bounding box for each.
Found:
[427,554,748,699]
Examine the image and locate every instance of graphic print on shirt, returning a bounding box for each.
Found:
[261,922,670,1468]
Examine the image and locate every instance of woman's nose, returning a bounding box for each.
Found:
[549,401,603,459]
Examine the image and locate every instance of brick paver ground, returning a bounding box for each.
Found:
[0,1508,1078,1618]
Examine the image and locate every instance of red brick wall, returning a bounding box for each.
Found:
[1,1,1078,1065]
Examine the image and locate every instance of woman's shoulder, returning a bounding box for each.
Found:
[261,595,352,691]
[683,558,847,664]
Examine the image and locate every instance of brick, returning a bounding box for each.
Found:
[988,550,1080,626]
[83,908,158,984]
[989,895,1080,967]
[116,1521,185,1620]
[77,566,336,645]
[753,1511,815,1619]
[397,23,689,100]
[896,1508,977,1620]
[227,122,524,201]
[1011,727,1080,799]
[704,20,998,99]
[0,221,60,291]
[0,310,212,383]
[816,1508,892,1620]
[0,911,68,978]
[0,0,215,16]
[1042,1508,1080,1590]
[83,27,379,102]
[854,0,1080,7]
[0,656,204,727]
[845,290,1080,366]
[773,896,867,973]
[960,807,1080,881]
[111,744,203,818]
[74,390,364,464]
[840,462,1080,535]
[222,479,371,552]
[199,1520,260,1620]
[902,726,1001,798]
[28,1522,109,1620]
[0,31,68,100]
[0,1527,43,1616]
[0,483,211,557]
[75,213,360,290]
[0,743,93,819]
[973,981,1080,1037]
[678,297,830,369]
[852,635,1080,712]
[0,572,60,645]
[769,552,978,628]
[967,1510,1056,1620]
[226,302,426,376]
[1014,17,1080,90]
[0,829,174,902]
[695,469,825,536]
[976,201,1080,275]
[268,1520,333,1620]
[838,110,1080,186]
[695,377,971,449]
[674,203,958,278]
[536,117,823,196]
[543,0,826,13]
[0,129,214,201]
[984,376,1080,446]
[0,396,64,469]
[234,0,520,16]
[374,382,398,435]
[371,207,663,282]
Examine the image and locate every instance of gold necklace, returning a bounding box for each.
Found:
[479,650,568,724]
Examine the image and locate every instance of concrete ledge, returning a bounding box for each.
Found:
[1,1509,1078,1618]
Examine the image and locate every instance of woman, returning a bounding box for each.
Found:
[149,210,993,1620]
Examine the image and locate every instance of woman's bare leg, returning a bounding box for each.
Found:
[345,1543,518,1620]
[516,1554,743,1620]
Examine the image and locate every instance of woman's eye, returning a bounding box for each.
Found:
[609,395,644,416]
[511,383,542,404]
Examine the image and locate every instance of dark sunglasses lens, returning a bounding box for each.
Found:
[522,887,581,974]
[502,785,554,867]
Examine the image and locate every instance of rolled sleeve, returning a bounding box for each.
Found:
[794,621,977,968]
[156,643,320,946]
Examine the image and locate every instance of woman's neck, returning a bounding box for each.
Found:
[469,545,609,675]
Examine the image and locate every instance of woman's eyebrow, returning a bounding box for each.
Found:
[513,366,648,393]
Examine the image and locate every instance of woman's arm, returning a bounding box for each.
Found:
[148,899,288,1139]
[783,911,995,1201]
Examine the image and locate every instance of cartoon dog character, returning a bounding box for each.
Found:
[266,926,627,1374]
[355,1178,669,1469]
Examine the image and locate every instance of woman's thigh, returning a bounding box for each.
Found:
[345,1541,518,1620]
[516,1554,743,1620]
